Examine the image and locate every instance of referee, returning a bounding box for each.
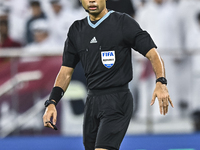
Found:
[43,0,174,150]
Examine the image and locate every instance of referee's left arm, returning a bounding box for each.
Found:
[145,48,174,115]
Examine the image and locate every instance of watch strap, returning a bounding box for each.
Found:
[156,77,167,85]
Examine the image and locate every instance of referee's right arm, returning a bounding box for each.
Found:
[54,66,74,92]
[43,66,74,129]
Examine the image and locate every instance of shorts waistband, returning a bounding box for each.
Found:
[88,84,129,96]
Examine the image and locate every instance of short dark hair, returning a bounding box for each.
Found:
[30,0,40,7]
[50,0,60,3]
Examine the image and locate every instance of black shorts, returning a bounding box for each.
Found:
[83,84,133,150]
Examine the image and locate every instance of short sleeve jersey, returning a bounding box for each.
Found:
[62,11,157,90]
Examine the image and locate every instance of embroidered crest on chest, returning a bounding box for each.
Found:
[101,51,115,68]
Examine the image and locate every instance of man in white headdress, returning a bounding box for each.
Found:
[25,19,61,54]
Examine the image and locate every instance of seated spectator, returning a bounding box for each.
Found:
[0,9,22,63]
[48,0,86,46]
[0,11,21,48]
[4,0,30,45]
[48,0,74,46]
[25,0,47,44]
[25,19,61,54]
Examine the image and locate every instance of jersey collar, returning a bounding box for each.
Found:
[87,10,114,29]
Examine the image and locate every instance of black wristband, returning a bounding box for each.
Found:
[156,77,167,85]
[49,86,64,105]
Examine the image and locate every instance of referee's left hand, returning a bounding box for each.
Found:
[150,82,174,115]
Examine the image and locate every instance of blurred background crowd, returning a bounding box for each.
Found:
[0,0,200,51]
[1,0,200,139]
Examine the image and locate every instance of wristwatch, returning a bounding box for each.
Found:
[156,77,167,85]
[44,100,56,107]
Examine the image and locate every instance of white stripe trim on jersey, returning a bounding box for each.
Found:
[87,10,114,29]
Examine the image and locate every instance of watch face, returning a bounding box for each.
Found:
[44,100,51,107]
[44,100,48,107]
[44,100,56,107]
[162,78,167,84]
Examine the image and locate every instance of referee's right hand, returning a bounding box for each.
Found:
[43,104,57,129]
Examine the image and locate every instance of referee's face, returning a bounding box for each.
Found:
[81,0,107,18]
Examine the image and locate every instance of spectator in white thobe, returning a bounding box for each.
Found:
[135,0,182,120]
[47,0,87,46]
[177,0,200,114]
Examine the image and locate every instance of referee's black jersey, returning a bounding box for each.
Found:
[62,10,157,90]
